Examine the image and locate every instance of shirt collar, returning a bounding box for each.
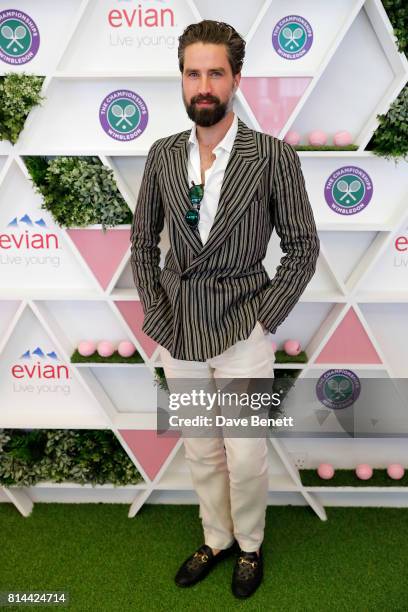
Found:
[188,112,238,153]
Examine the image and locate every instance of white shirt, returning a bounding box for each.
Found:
[187,112,238,245]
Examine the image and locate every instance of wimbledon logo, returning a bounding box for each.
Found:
[316,369,361,410]
[99,89,148,141]
[324,166,373,215]
[272,15,313,60]
[0,9,40,65]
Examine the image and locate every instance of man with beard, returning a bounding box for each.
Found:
[130,20,320,598]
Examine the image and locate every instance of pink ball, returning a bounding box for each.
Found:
[118,340,136,358]
[356,464,373,480]
[317,463,335,480]
[283,339,301,356]
[333,130,352,146]
[284,130,301,146]
[77,340,96,357]
[97,340,115,358]
[387,463,405,480]
[308,130,327,146]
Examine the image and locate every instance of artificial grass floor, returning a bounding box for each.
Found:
[1,503,408,611]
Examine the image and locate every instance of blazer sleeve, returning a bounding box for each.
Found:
[130,139,165,315]
[257,141,320,334]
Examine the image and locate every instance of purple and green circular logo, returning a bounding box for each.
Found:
[0,9,40,64]
[316,369,361,410]
[324,166,373,215]
[99,90,148,141]
[272,15,313,60]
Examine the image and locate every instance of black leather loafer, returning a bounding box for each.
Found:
[231,545,263,598]
[175,541,236,587]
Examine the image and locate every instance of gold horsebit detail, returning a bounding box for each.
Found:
[238,557,258,569]
[186,551,209,569]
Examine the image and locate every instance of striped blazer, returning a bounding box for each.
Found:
[130,116,320,362]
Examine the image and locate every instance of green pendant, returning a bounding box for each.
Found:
[185,209,199,227]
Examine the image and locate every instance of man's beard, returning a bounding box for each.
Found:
[183,92,231,127]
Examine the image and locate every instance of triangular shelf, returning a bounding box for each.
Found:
[0,300,22,343]
[240,77,312,136]
[315,306,382,364]
[359,303,408,377]
[109,259,139,298]
[118,429,180,482]
[0,302,109,428]
[67,227,130,290]
[90,365,158,414]
[0,0,84,74]
[114,300,159,360]
[39,299,143,359]
[289,6,404,146]
[17,78,193,153]
[354,216,408,299]
[243,0,359,76]
[264,231,343,300]
[57,0,198,74]
[299,156,408,229]
[194,0,266,37]
[319,230,379,286]
[271,302,335,353]
[0,159,98,294]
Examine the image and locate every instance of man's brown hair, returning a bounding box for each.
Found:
[178,20,246,77]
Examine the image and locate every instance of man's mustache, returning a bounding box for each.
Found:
[193,97,219,104]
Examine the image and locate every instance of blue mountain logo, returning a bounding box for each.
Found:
[7,214,47,228]
[20,347,58,360]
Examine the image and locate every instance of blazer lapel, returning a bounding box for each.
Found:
[163,116,269,272]
[164,134,204,259]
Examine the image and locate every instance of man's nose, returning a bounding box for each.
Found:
[197,76,212,96]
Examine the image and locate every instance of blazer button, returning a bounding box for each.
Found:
[180,273,188,280]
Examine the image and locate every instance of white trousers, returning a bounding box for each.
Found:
[159,321,275,552]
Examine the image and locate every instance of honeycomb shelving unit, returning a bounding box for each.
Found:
[1,0,408,519]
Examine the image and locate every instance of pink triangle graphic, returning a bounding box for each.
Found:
[315,307,382,364]
[240,77,312,136]
[115,300,158,358]
[67,229,130,290]
[119,429,180,481]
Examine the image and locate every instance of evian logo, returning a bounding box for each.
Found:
[0,214,61,268]
[11,346,71,396]
[109,0,175,29]
[393,225,408,269]
[108,1,177,51]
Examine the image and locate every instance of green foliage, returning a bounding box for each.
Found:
[0,73,44,144]
[382,0,408,55]
[368,1,408,160]
[24,156,133,230]
[274,350,308,363]
[154,367,169,393]
[272,368,302,413]
[0,429,143,487]
[369,84,408,161]
[300,468,408,487]
[71,348,144,364]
